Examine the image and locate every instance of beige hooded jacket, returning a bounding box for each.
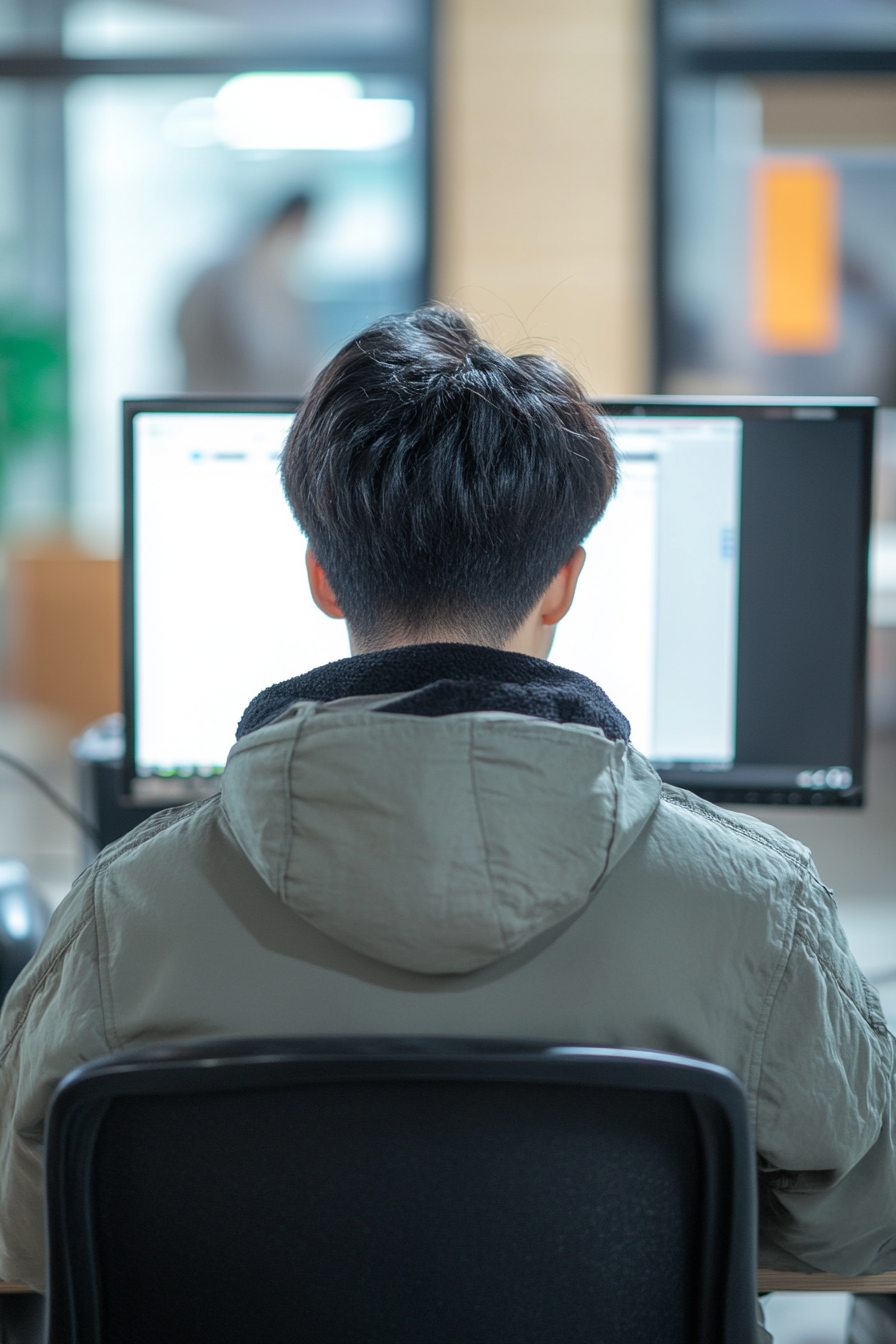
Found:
[0,693,895,1294]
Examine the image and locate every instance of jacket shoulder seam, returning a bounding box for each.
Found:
[92,868,121,1051]
[792,916,890,1038]
[744,877,802,1133]
[752,886,805,1149]
[661,789,810,871]
[91,797,217,875]
[0,903,96,1065]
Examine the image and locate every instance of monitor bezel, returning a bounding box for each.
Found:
[122,394,877,807]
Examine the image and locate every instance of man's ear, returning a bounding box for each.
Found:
[541,546,586,627]
[305,548,344,620]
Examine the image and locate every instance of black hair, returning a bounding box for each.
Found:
[280,305,618,644]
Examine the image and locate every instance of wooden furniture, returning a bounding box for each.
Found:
[6,539,120,731]
[759,1270,896,1293]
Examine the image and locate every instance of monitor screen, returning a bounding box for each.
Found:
[124,396,874,806]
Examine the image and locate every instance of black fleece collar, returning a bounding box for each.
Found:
[237,644,630,743]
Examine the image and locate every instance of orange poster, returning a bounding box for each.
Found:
[750,158,840,352]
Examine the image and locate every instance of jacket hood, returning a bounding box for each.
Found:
[221,686,662,976]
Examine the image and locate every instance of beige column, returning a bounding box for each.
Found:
[434,0,651,395]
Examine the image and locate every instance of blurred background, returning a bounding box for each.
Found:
[0,0,432,899]
[0,5,894,1335]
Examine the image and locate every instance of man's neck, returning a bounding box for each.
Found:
[349,620,553,662]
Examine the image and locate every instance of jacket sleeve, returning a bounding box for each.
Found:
[755,871,896,1275]
[0,872,110,1292]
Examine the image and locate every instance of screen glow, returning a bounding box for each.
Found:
[133,411,742,773]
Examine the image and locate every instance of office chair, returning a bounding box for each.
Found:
[45,1036,757,1344]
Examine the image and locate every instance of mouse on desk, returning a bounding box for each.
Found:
[0,862,49,1007]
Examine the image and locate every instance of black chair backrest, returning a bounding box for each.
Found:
[45,1037,757,1344]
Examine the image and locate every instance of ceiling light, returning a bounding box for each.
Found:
[213,73,414,151]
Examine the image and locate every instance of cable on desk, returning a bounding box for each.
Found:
[0,749,101,847]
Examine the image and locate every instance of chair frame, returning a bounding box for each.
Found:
[45,1037,758,1344]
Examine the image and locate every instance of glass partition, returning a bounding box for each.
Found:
[0,0,432,551]
[656,0,896,732]
[657,0,896,401]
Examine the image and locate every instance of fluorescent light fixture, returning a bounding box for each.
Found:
[209,73,414,151]
[163,74,415,151]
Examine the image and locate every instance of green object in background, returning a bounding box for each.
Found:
[0,313,68,451]
[0,313,69,523]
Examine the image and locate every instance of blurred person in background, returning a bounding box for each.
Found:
[177,194,315,396]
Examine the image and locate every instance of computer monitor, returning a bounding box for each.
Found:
[123,395,875,806]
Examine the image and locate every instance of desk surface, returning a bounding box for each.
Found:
[1,1272,895,1295]
[758,1270,896,1294]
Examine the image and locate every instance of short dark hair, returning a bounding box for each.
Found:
[280,305,618,644]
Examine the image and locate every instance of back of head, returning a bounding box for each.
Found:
[280,306,617,647]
